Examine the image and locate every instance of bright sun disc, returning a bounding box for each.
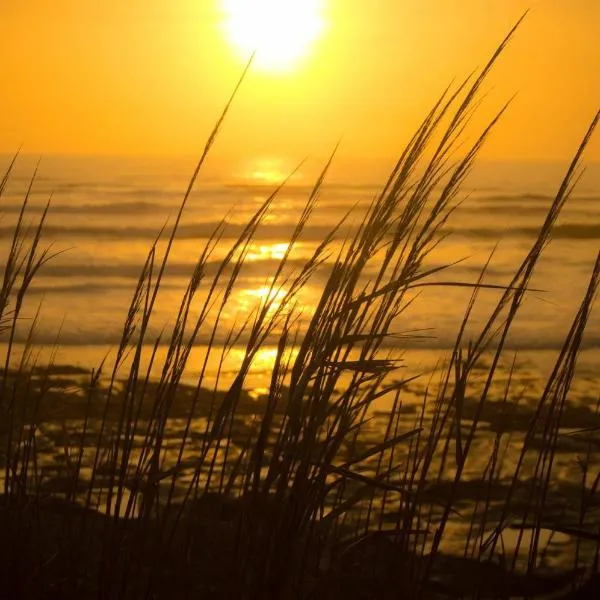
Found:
[222,0,325,72]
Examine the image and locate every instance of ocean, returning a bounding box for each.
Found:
[2,153,600,568]
[1,154,599,393]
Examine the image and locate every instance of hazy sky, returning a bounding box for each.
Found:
[1,0,598,164]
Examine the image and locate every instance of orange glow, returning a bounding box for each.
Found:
[244,157,292,184]
[247,243,290,261]
[239,285,288,315]
[230,346,300,374]
[0,2,598,162]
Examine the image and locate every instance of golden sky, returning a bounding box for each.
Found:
[1,0,598,164]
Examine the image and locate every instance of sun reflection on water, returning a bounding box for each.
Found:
[229,346,300,375]
[248,158,287,184]
[246,243,290,261]
[239,284,287,315]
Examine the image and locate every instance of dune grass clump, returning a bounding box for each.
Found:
[1,17,600,600]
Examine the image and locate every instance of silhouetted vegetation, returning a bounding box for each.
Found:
[1,17,599,599]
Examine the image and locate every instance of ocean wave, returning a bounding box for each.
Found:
[450,223,600,240]
[3,218,598,243]
[6,257,516,287]
[0,196,373,216]
[6,325,600,352]
[476,193,556,203]
[224,181,378,195]
[0,222,346,241]
[21,258,316,282]
[4,179,379,201]
[4,187,598,221]
[0,201,170,215]
[2,185,250,203]
[472,200,600,215]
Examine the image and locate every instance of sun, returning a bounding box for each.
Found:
[222,0,325,73]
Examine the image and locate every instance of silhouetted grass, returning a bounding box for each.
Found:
[1,15,600,599]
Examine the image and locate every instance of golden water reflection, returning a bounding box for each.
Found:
[238,284,288,315]
[229,346,300,376]
[246,242,290,261]
[246,158,288,183]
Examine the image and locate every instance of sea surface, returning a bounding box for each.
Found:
[1,154,599,392]
[2,154,600,568]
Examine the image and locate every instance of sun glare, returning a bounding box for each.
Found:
[243,285,287,312]
[247,243,290,261]
[230,347,300,377]
[222,0,325,72]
